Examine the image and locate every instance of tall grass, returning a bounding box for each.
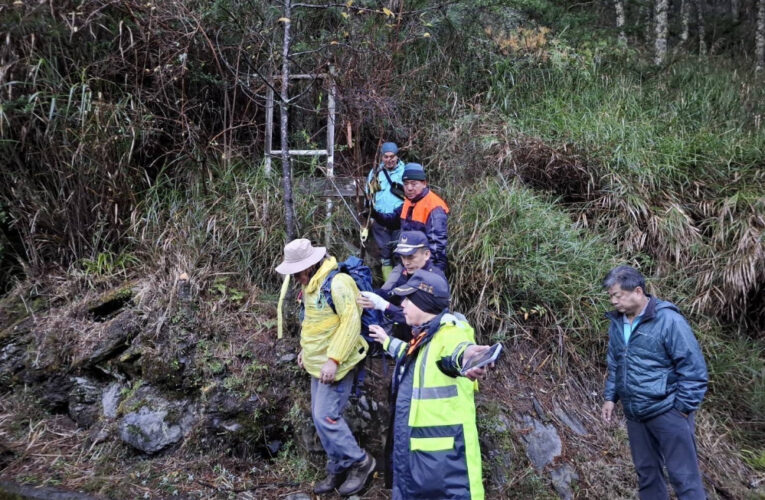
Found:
[447,176,618,370]
[476,53,765,328]
[130,162,325,292]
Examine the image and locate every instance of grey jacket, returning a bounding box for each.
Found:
[604,296,708,421]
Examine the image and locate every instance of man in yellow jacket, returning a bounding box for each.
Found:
[276,239,375,496]
[368,270,494,499]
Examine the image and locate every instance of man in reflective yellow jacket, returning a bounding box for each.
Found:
[276,239,375,496]
[368,270,493,499]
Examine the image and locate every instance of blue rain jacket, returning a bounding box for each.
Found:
[604,296,708,421]
[367,160,406,215]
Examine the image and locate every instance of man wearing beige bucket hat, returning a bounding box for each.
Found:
[276,238,376,496]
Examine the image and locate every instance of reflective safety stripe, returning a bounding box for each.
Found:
[412,385,458,399]
[410,436,455,452]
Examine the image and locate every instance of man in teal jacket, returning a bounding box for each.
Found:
[367,142,405,280]
[600,265,707,500]
[368,270,493,499]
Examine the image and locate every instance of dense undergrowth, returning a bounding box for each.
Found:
[1,0,764,493]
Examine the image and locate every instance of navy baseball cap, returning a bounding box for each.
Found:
[394,231,428,256]
[392,269,449,299]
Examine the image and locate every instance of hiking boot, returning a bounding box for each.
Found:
[337,451,376,496]
[314,471,346,495]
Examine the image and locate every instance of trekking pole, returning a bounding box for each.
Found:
[277,273,291,339]
[360,146,381,260]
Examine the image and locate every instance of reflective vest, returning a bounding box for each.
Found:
[384,313,484,499]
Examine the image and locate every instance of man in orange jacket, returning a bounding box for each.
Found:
[372,163,449,272]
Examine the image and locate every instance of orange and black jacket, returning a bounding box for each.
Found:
[374,188,449,272]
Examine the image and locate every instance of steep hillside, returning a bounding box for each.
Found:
[1,0,764,498]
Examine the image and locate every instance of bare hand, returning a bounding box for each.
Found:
[601,401,615,423]
[368,324,389,345]
[320,359,338,384]
[462,345,493,381]
[297,350,304,369]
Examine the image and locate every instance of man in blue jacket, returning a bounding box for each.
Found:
[600,265,708,500]
[367,142,406,281]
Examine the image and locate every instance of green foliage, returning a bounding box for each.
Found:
[478,48,765,326]
[449,177,617,348]
[132,161,322,290]
[742,449,765,471]
[79,251,140,278]
[703,328,765,445]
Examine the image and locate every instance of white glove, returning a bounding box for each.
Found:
[360,291,390,311]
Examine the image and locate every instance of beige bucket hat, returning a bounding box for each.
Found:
[275,238,326,275]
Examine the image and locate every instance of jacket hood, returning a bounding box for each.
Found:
[304,256,337,295]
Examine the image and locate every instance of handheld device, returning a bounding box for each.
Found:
[460,343,503,375]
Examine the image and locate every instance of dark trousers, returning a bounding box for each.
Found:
[372,223,399,265]
[626,409,706,500]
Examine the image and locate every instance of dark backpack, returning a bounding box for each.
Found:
[321,256,383,344]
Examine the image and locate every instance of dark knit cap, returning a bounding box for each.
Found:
[402,162,426,181]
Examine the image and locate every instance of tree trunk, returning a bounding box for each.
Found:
[731,0,740,23]
[696,0,707,55]
[280,0,296,240]
[654,0,669,65]
[615,0,627,45]
[757,0,765,71]
[642,0,654,43]
[680,0,690,42]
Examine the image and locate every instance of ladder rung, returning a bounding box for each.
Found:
[269,149,328,156]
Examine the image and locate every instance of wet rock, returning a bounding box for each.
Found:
[68,377,102,428]
[101,382,124,419]
[203,385,261,433]
[486,447,514,486]
[266,440,282,455]
[358,395,370,412]
[0,439,15,469]
[532,396,546,420]
[40,375,75,413]
[118,385,197,454]
[0,480,101,500]
[75,310,141,367]
[86,287,134,322]
[0,317,34,390]
[553,405,588,436]
[0,342,27,390]
[120,407,185,454]
[298,419,324,454]
[517,414,561,471]
[550,463,579,500]
[284,494,312,500]
[279,353,297,363]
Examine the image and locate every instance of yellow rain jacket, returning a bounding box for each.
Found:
[300,257,368,380]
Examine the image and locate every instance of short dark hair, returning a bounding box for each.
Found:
[602,265,646,292]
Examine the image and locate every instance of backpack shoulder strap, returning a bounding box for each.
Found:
[321,269,340,314]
